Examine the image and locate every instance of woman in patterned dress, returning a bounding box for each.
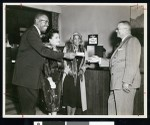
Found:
[41,29,64,115]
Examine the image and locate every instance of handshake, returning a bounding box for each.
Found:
[88,55,101,63]
[88,55,109,67]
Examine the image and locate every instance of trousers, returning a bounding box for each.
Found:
[17,86,39,115]
[108,89,136,115]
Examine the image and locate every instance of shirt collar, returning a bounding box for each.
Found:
[122,34,131,42]
[34,25,41,36]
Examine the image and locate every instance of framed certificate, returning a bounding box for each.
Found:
[87,45,95,57]
[88,34,98,45]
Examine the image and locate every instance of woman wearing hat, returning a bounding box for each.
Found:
[62,32,89,115]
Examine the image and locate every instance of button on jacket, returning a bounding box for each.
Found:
[110,35,141,90]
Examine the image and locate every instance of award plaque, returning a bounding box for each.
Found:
[88,34,98,45]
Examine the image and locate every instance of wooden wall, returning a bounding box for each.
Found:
[80,69,144,115]
[82,69,110,115]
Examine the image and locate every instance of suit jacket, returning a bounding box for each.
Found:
[12,26,64,89]
[110,35,141,90]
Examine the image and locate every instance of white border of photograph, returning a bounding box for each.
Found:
[3,2,147,118]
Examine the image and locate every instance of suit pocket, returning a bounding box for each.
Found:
[118,48,123,51]
[117,48,125,60]
[111,68,124,89]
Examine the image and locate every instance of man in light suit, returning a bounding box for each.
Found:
[89,21,141,115]
[108,21,141,115]
[12,12,75,115]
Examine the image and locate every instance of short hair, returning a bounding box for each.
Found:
[34,12,48,20]
[118,21,131,30]
[45,29,59,40]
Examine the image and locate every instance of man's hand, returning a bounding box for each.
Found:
[122,83,130,93]
[64,52,75,60]
[88,55,101,63]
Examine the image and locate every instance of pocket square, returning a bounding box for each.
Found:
[118,48,123,51]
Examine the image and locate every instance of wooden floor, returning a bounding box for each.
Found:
[5,94,83,116]
[5,95,46,115]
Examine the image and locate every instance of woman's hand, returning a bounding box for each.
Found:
[64,65,70,75]
[44,43,52,49]
[80,66,86,73]
[47,77,56,89]
[78,69,84,81]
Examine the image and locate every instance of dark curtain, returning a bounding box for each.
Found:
[52,12,59,30]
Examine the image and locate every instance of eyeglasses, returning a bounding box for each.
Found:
[116,28,122,31]
[39,19,49,24]
[116,27,128,31]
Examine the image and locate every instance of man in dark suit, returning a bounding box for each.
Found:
[12,12,75,115]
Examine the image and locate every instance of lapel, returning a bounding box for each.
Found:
[111,35,132,60]
[31,25,41,38]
